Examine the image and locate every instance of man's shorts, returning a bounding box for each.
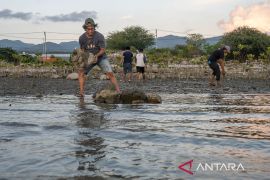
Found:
[123,63,132,74]
[136,66,145,73]
[84,57,113,75]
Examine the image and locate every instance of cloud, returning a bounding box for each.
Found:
[0,9,33,20]
[0,9,97,22]
[43,11,97,22]
[218,2,270,33]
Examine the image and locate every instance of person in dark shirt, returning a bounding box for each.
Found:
[121,47,133,82]
[208,45,230,86]
[78,18,120,97]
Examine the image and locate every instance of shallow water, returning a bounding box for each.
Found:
[0,93,269,179]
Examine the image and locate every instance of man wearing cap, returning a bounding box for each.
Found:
[78,18,120,97]
[207,45,230,86]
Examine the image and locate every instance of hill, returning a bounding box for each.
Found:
[0,35,222,53]
[0,39,79,53]
[156,35,222,48]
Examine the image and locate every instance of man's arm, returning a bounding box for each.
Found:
[217,59,225,75]
[96,48,105,58]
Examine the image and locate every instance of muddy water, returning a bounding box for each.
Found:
[0,94,269,179]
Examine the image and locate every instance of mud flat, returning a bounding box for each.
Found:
[1,76,269,96]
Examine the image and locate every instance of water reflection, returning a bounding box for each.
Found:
[73,97,107,172]
[0,94,269,179]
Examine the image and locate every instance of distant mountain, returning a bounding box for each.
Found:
[156,35,222,48]
[0,35,222,53]
[0,39,34,50]
[0,39,80,53]
[205,36,222,45]
[156,35,187,48]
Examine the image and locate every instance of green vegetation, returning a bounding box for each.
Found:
[221,26,270,62]
[0,47,72,67]
[0,48,21,65]
[1,26,269,69]
[106,26,155,50]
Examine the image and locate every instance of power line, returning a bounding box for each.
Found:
[46,32,80,35]
[47,38,78,41]
[150,28,222,38]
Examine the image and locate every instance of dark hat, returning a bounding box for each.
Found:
[82,18,97,29]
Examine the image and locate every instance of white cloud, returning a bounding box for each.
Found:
[218,2,270,32]
[0,9,97,22]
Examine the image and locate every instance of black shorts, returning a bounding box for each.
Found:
[136,66,145,73]
[208,62,221,81]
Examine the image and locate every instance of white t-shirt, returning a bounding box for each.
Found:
[136,53,145,67]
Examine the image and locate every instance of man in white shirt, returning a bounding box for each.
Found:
[135,48,147,80]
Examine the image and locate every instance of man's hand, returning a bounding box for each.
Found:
[94,55,98,63]
[87,53,97,64]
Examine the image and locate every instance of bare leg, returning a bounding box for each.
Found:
[127,73,131,81]
[217,80,222,87]
[122,73,126,82]
[142,73,146,80]
[78,70,86,97]
[106,72,121,93]
[136,72,140,80]
[139,73,143,80]
[209,74,216,86]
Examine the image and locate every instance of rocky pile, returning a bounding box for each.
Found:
[93,89,162,104]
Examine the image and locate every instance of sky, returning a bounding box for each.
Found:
[0,0,269,44]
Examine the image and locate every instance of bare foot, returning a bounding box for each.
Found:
[76,91,84,98]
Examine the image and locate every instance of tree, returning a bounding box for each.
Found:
[107,26,155,50]
[221,26,270,61]
[186,33,205,48]
[0,48,20,65]
[185,33,206,57]
[106,31,128,50]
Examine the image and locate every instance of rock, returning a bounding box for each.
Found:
[36,93,43,98]
[180,60,188,65]
[94,89,120,104]
[131,100,145,104]
[120,90,147,104]
[151,64,159,73]
[100,74,109,80]
[51,74,60,79]
[67,72,79,80]
[93,88,162,104]
[146,93,162,104]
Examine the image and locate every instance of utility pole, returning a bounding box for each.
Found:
[44,32,47,60]
[155,29,158,49]
[42,38,45,55]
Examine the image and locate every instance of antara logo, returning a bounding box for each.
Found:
[178,160,194,175]
[178,160,245,175]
